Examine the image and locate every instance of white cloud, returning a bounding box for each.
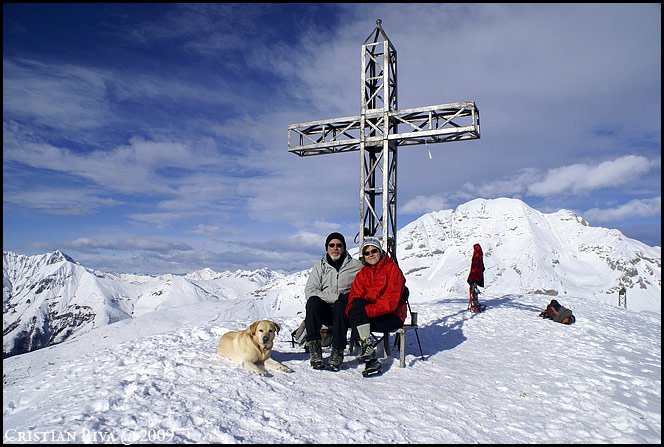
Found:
[457,156,657,201]
[185,224,221,236]
[2,58,111,131]
[125,212,183,229]
[528,155,653,196]
[582,197,661,224]
[3,126,241,200]
[62,237,193,253]
[183,224,247,236]
[3,188,124,213]
[311,220,342,233]
[462,168,540,199]
[400,194,450,215]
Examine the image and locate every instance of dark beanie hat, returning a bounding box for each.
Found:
[325,232,346,249]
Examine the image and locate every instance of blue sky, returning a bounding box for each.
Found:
[3,3,661,274]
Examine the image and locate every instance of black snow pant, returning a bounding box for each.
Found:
[305,295,349,350]
[347,298,403,336]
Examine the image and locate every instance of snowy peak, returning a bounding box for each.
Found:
[2,253,293,358]
[397,198,661,312]
[3,198,661,358]
[185,266,280,284]
[132,276,221,318]
[3,251,128,358]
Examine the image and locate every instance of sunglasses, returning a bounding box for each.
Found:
[328,243,344,248]
[363,248,379,256]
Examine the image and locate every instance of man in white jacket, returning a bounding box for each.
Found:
[304,232,362,371]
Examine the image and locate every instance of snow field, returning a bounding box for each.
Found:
[3,292,660,443]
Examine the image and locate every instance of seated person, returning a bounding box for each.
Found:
[346,237,407,371]
[304,232,361,371]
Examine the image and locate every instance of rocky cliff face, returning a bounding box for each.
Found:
[3,251,101,357]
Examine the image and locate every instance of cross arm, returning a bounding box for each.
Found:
[389,101,480,147]
[287,114,363,157]
[288,101,480,157]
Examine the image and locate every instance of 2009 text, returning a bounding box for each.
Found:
[121,428,175,445]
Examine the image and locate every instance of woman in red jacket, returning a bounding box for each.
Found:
[346,237,406,373]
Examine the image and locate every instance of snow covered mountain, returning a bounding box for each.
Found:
[397,198,661,312]
[3,252,297,359]
[3,198,660,359]
[3,251,132,358]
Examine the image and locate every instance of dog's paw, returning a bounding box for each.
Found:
[266,358,292,373]
[243,362,271,376]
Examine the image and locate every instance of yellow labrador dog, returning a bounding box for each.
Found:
[217,320,293,376]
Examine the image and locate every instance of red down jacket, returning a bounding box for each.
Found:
[346,254,407,323]
[467,243,485,287]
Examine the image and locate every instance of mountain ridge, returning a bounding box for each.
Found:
[3,198,660,358]
[396,198,660,310]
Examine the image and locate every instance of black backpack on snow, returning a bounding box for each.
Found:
[290,321,332,350]
[539,299,576,325]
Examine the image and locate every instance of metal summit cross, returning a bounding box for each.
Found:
[288,20,480,260]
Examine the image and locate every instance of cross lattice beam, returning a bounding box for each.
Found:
[288,102,479,156]
[288,20,480,261]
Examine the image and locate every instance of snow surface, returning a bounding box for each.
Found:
[3,198,661,443]
[3,289,661,444]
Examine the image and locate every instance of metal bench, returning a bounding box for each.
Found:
[348,287,423,367]
[374,311,421,367]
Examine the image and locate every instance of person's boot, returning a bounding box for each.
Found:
[362,358,382,377]
[326,347,344,372]
[357,337,376,363]
[307,339,324,369]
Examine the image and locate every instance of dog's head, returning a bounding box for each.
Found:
[250,320,281,348]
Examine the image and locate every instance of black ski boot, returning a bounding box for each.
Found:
[358,337,381,377]
[362,358,382,377]
[469,283,486,312]
[326,348,344,372]
[307,340,324,370]
[357,337,376,363]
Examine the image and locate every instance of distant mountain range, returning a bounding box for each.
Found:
[3,198,660,358]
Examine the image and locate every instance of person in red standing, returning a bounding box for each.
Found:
[346,236,407,376]
[467,243,485,312]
